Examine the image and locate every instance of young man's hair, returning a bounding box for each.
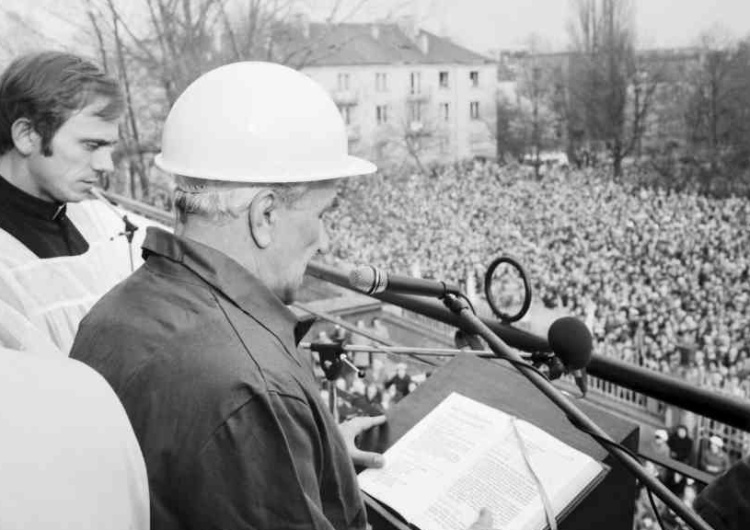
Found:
[0,51,124,156]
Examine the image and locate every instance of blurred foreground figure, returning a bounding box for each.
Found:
[0,347,149,530]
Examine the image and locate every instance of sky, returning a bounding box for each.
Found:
[2,0,750,58]
[314,0,750,54]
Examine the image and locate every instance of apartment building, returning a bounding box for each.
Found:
[302,22,497,165]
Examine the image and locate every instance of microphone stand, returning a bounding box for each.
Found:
[310,342,365,422]
[441,293,713,530]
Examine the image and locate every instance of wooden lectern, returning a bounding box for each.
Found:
[359,354,639,530]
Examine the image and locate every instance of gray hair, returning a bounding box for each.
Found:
[173,176,308,225]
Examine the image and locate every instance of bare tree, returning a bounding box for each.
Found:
[677,33,750,192]
[567,0,658,178]
[514,36,562,177]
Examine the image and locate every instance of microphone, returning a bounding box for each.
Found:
[349,265,462,298]
[548,317,593,396]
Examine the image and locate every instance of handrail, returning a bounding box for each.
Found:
[295,294,719,488]
[306,261,550,352]
[306,260,750,433]
[101,191,174,225]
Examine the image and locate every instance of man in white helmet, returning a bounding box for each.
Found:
[66,62,373,530]
[71,61,494,530]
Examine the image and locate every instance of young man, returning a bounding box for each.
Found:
[0,51,151,529]
[71,62,492,530]
[0,51,151,354]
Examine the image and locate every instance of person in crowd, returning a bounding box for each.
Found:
[71,62,492,530]
[0,51,153,354]
[385,362,413,403]
[651,429,671,482]
[652,429,671,460]
[332,323,349,343]
[700,435,730,475]
[364,381,385,413]
[350,319,373,368]
[325,160,750,405]
[371,316,391,341]
[669,425,694,465]
[316,329,334,343]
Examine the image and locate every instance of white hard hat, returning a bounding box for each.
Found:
[155,61,376,182]
[710,435,724,448]
[654,429,668,441]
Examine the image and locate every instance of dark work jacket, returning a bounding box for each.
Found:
[71,227,366,530]
[694,456,750,530]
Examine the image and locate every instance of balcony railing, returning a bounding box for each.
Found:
[406,87,432,101]
[332,89,358,105]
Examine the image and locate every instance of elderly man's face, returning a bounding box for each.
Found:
[270,180,337,304]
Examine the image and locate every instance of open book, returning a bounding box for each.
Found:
[358,392,606,530]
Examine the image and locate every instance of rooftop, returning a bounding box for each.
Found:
[305,22,494,67]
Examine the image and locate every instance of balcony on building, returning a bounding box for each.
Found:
[332,89,359,105]
[406,86,432,102]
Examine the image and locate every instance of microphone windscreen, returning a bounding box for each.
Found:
[348,266,387,294]
[547,317,593,371]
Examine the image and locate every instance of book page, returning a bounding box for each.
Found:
[358,393,514,524]
[418,421,603,530]
[359,393,604,530]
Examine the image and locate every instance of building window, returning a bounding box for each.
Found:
[439,71,449,88]
[375,72,388,92]
[470,101,479,120]
[440,102,450,122]
[337,73,350,91]
[376,104,388,124]
[469,70,479,87]
[339,105,352,125]
[409,101,422,122]
[410,71,421,94]
[439,136,450,153]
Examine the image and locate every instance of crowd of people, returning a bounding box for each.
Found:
[323,160,750,530]
[312,320,431,419]
[327,161,750,403]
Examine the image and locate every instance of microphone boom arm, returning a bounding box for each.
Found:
[440,293,712,530]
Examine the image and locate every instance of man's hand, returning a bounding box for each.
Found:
[337,415,386,469]
[467,508,494,530]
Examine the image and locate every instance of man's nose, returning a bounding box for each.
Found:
[92,148,114,173]
[318,226,330,255]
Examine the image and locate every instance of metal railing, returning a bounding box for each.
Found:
[305,261,750,433]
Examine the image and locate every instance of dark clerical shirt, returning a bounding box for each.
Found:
[0,174,88,258]
[71,227,366,530]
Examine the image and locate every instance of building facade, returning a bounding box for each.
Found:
[302,23,497,167]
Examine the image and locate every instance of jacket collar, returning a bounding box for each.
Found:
[141,227,311,350]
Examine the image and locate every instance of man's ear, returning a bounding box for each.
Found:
[10,118,39,156]
[247,189,279,248]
